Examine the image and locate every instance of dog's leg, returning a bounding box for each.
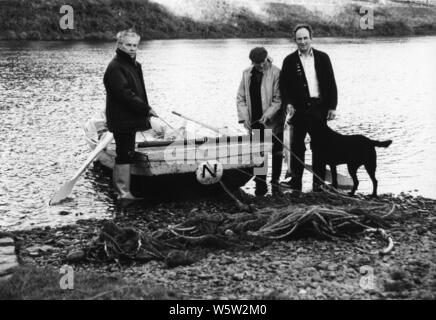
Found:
[330,165,338,188]
[365,148,378,197]
[347,164,359,196]
[364,163,378,197]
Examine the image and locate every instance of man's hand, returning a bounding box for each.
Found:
[260,108,275,125]
[149,108,158,118]
[286,104,295,124]
[259,114,270,125]
[240,120,251,131]
[327,109,336,121]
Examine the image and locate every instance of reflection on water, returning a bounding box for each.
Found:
[1,37,436,230]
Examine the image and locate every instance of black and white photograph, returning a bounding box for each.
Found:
[0,0,435,305]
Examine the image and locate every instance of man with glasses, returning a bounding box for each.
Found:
[237,47,285,196]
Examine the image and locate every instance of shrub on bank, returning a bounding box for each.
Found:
[28,31,42,40]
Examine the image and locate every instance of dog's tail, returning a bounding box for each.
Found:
[371,139,393,148]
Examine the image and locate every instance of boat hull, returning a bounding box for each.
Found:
[84,119,271,196]
[94,161,255,198]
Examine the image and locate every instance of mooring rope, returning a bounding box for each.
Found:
[142,110,374,207]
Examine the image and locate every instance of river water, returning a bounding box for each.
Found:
[1,36,436,230]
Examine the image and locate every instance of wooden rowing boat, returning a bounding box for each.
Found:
[83,119,272,196]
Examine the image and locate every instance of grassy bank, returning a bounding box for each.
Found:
[0,0,436,41]
[0,265,177,300]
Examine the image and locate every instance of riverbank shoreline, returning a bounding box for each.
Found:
[2,33,436,43]
[2,28,436,42]
[1,191,434,300]
[1,0,436,41]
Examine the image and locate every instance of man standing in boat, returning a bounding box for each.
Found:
[237,47,285,196]
[279,24,338,192]
[104,28,157,201]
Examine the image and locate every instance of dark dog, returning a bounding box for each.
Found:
[315,125,392,196]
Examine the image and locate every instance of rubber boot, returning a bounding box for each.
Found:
[113,164,143,201]
[271,152,283,195]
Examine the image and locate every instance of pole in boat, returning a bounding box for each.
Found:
[49,132,114,205]
[157,116,186,140]
[171,111,221,133]
[171,110,353,189]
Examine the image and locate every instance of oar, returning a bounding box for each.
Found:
[49,132,114,205]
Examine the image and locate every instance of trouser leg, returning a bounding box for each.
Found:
[311,149,326,190]
[114,132,136,165]
[289,119,308,189]
[271,130,283,183]
[252,125,268,196]
[307,115,327,190]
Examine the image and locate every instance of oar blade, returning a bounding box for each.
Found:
[49,179,77,205]
[49,132,113,206]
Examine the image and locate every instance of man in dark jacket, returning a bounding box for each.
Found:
[279,24,338,192]
[104,29,157,201]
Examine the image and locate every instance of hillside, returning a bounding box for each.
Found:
[0,0,435,40]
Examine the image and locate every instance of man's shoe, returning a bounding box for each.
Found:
[255,177,268,197]
[312,183,323,193]
[281,178,302,191]
[271,179,283,196]
[255,188,268,197]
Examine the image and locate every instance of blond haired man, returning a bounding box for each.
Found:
[104,29,157,201]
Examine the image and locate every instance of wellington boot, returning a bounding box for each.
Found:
[113,164,143,201]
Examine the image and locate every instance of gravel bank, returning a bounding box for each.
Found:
[8,192,436,300]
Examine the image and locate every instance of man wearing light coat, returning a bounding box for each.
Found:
[237,47,285,196]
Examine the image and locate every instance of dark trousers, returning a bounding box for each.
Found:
[290,102,327,186]
[271,130,284,182]
[113,132,136,164]
[252,124,283,153]
[253,124,283,182]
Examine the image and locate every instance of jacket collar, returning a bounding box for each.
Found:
[116,48,137,65]
[298,47,314,57]
[294,47,318,55]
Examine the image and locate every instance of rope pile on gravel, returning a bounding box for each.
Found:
[88,200,395,267]
[168,203,395,253]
